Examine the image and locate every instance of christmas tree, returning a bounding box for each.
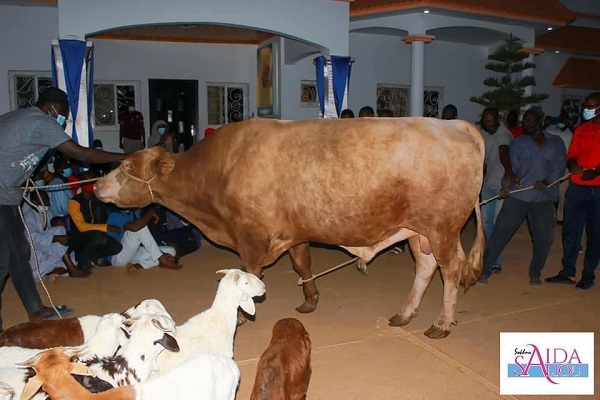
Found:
[470,34,548,119]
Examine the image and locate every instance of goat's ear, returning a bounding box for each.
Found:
[155,333,180,353]
[70,362,97,377]
[238,293,256,316]
[152,316,175,333]
[215,269,230,276]
[21,375,43,400]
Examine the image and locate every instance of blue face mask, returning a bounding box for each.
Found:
[50,105,67,127]
[35,180,45,187]
[62,168,73,178]
[556,122,566,129]
[158,127,167,135]
[582,106,599,121]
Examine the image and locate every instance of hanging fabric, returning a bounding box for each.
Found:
[330,56,353,118]
[51,40,94,147]
[314,56,326,118]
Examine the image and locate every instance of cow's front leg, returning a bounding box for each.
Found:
[289,243,319,313]
[424,246,464,339]
[389,236,438,327]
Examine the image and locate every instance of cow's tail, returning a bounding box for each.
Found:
[461,197,485,290]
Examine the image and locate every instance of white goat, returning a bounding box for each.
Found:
[153,269,266,376]
[19,347,239,400]
[0,313,178,400]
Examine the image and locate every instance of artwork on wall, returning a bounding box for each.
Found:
[300,80,318,107]
[257,41,279,117]
[560,95,583,127]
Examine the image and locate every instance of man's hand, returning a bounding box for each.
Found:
[145,209,160,224]
[533,180,549,190]
[498,187,511,198]
[52,235,69,246]
[107,224,121,234]
[505,172,521,188]
[581,168,599,181]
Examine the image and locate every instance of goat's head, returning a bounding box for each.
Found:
[17,347,95,400]
[116,314,180,382]
[216,269,266,316]
[121,299,170,320]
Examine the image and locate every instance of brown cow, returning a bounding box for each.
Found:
[250,318,311,400]
[95,117,485,338]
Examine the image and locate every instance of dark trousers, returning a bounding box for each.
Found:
[0,205,44,330]
[69,230,122,269]
[560,183,600,280]
[482,198,556,279]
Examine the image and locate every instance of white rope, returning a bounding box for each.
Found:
[479,172,572,206]
[297,257,359,285]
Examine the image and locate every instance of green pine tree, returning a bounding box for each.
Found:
[470,34,548,118]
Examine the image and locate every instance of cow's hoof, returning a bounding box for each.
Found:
[295,293,319,313]
[423,325,450,339]
[388,314,413,327]
[357,262,368,276]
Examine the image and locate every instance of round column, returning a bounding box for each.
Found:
[403,34,435,117]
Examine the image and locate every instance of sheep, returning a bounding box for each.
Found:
[250,318,312,400]
[0,299,169,350]
[152,269,266,376]
[20,347,240,400]
[0,313,178,399]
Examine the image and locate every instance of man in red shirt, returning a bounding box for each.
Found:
[118,100,145,154]
[545,92,600,290]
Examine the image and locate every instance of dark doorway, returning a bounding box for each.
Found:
[148,79,198,151]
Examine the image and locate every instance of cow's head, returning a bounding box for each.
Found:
[95,147,175,208]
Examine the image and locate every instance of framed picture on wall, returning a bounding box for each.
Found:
[257,41,279,117]
[300,80,318,107]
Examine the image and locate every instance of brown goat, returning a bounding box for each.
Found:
[19,348,135,400]
[0,318,84,348]
[250,318,311,400]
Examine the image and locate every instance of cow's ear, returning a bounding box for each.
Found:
[157,157,175,176]
[121,159,135,172]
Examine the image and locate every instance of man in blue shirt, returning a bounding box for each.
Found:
[478,109,566,286]
[106,208,180,271]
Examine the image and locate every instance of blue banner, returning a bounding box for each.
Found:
[314,56,326,117]
[331,56,352,118]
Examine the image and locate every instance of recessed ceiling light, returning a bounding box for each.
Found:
[555,50,560,54]
[547,27,553,31]
[424,10,430,14]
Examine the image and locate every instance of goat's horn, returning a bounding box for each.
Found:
[215,269,231,275]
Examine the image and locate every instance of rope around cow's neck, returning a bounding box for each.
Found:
[118,165,157,203]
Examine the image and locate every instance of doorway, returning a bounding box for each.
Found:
[148,79,198,151]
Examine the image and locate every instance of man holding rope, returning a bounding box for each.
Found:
[478,109,566,286]
[0,87,124,331]
[545,92,600,290]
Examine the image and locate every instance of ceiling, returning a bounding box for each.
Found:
[1,0,599,52]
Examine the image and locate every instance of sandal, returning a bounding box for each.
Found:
[30,305,76,321]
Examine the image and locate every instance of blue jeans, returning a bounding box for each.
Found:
[482,198,555,278]
[481,185,504,269]
[560,183,600,280]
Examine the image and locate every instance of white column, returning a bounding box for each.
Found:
[403,35,435,117]
[519,47,544,98]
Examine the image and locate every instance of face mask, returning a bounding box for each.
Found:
[556,122,566,130]
[582,106,599,121]
[35,180,45,187]
[50,105,67,127]
[158,127,167,135]
[128,106,135,112]
[62,168,73,178]
[82,184,95,194]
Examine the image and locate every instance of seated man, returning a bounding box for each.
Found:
[22,190,88,279]
[107,207,182,271]
[147,205,200,259]
[67,171,123,270]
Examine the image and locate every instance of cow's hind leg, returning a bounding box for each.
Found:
[424,241,465,339]
[389,235,438,328]
[289,243,319,313]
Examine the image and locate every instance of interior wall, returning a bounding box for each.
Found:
[0,6,58,113]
